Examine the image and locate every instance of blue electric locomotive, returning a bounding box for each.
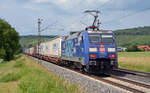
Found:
[61,10,118,74]
[61,29,118,74]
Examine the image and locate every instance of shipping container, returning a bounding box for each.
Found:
[39,42,45,55]
[43,41,51,56]
[49,37,62,57]
[29,47,35,55]
[35,37,62,58]
[24,48,29,54]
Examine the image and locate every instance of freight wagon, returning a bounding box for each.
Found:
[24,47,35,56]
[35,37,62,62]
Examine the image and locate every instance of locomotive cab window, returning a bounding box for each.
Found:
[88,33,101,43]
[88,33,114,43]
[101,35,114,43]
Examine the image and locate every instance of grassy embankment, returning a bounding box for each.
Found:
[0,55,83,93]
[118,52,150,72]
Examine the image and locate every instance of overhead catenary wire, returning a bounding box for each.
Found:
[97,0,113,9]
[40,21,58,32]
[51,0,114,36]
[79,20,88,26]
[119,7,150,21]
[85,0,113,29]
[55,14,88,36]
[53,0,113,35]
[103,6,150,24]
[91,0,150,29]
[44,0,150,35]
[59,0,112,35]
[39,0,150,36]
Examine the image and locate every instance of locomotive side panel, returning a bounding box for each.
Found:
[61,32,85,65]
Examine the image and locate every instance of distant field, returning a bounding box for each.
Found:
[0,55,83,93]
[118,52,150,72]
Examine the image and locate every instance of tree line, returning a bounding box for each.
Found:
[114,26,150,36]
[0,18,20,61]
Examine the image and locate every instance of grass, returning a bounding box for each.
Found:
[118,52,150,72]
[0,55,83,93]
[0,73,21,82]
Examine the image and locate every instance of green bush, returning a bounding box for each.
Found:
[126,44,141,52]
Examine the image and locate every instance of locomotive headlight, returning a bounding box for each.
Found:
[108,48,116,52]
[89,48,97,52]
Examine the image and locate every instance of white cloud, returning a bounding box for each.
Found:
[51,0,67,4]
[32,0,50,3]
[32,0,68,4]
[33,0,108,3]
[32,0,109,6]
[96,0,110,3]
[23,4,41,11]
[2,0,150,35]
[30,0,110,14]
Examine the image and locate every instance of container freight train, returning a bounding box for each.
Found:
[24,10,118,74]
[24,30,118,74]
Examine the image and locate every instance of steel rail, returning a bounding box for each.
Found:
[110,75,150,89]
[114,68,150,78]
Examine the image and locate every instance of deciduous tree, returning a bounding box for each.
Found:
[0,18,20,61]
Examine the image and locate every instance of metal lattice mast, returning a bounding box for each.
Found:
[38,18,42,64]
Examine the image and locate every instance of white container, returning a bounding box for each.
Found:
[39,42,45,55]
[29,47,34,54]
[35,45,38,54]
[49,37,62,57]
[35,37,62,58]
[24,49,28,53]
[43,41,51,56]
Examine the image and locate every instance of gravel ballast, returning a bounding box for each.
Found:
[30,57,129,93]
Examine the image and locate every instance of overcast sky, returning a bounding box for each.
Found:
[0,0,150,35]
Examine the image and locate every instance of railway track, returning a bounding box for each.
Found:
[92,75,147,93]
[110,75,150,89]
[30,56,150,93]
[58,66,150,93]
[74,70,150,93]
[113,68,150,78]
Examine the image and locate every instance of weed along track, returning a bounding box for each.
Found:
[0,55,83,93]
[29,56,150,93]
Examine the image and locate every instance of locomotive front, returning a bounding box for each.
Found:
[84,30,118,74]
